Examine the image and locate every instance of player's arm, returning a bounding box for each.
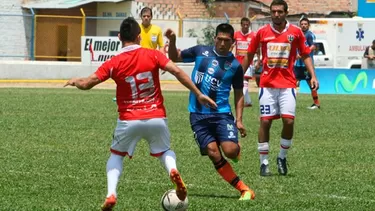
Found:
[157,28,166,54]
[164,29,182,62]
[64,60,112,90]
[242,31,260,71]
[298,31,319,91]
[163,61,217,109]
[309,33,316,51]
[232,65,246,137]
[64,73,101,90]
[255,47,261,69]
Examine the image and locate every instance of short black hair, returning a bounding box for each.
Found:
[216,23,235,39]
[270,0,288,12]
[373,39,375,44]
[240,17,250,24]
[119,17,141,42]
[300,17,310,25]
[140,7,153,17]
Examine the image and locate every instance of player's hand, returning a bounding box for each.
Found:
[164,29,176,42]
[63,78,77,87]
[197,94,217,109]
[310,77,319,91]
[236,121,247,138]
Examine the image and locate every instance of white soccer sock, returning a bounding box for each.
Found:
[159,150,177,175]
[243,80,252,105]
[106,153,124,198]
[278,138,292,159]
[258,142,269,165]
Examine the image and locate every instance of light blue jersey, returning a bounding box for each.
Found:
[180,45,243,114]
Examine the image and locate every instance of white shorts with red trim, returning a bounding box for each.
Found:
[258,87,296,120]
[110,118,170,158]
[244,65,254,79]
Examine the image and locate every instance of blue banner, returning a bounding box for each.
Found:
[299,69,375,95]
[358,0,375,18]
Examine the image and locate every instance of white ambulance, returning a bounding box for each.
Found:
[308,17,375,69]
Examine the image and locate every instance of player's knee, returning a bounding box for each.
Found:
[206,143,222,162]
[221,143,239,159]
[282,118,294,127]
[260,119,272,129]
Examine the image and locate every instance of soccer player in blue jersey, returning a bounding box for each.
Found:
[165,23,255,201]
[295,17,320,109]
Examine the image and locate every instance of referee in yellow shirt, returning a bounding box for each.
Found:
[139,7,165,54]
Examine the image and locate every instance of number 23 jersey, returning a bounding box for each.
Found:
[95,45,168,120]
[247,23,311,88]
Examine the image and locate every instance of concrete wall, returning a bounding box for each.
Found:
[0,61,194,80]
[0,0,32,60]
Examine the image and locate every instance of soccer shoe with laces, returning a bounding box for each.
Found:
[101,194,116,211]
[239,189,256,201]
[170,169,187,201]
[277,157,288,176]
[260,164,272,176]
[307,104,320,110]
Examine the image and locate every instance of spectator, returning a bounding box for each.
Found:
[364,40,375,69]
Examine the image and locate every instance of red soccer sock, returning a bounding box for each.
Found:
[214,158,249,192]
[311,90,320,105]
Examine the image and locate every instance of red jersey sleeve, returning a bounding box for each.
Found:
[95,59,115,82]
[247,30,260,54]
[154,50,170,69]
[297,28,311,57]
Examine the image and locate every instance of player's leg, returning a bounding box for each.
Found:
[277,88,297,176]
[306,72,320,109]
[144,118,187,201]
[258,87,280,176]
[215,114,255,200]
[243,66,254,107]
[102,119,142,210]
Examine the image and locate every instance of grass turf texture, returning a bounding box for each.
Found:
[0,88,374,211]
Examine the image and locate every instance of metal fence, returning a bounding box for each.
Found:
[0,12,274,61]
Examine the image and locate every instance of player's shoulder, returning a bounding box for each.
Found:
[151,24,162,32]
[191,45,213,52]
[257,24,270,33]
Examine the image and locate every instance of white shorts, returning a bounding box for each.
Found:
[110,118,170,158]
[258,87,296,120]
[244,65,254,79]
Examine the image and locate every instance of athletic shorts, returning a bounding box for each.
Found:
[294,66,311,81]
[258,87,296,120]
[190,113,238,155]
[110,118,170,158]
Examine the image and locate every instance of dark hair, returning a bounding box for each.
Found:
[119,17,141,42]
[240,17,250,24]
[216,23,235,39]
[300,17,310,25]
[140,7,153,17]
[270,0,288,12]
[373,40,375,44]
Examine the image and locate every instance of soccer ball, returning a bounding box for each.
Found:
[161,189,189,211]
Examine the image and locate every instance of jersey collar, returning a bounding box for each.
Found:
[270,21,290,34]
[213,47,233,57]
[240,30,252,36]
[120,45,141,53]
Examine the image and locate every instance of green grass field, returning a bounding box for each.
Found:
[1,88,374,211]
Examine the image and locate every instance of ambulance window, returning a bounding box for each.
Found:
[314,42,325,55]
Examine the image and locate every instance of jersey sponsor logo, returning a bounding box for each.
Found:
[202,51,209,57]
[264,36,275,41]
[226,124,234,131]
[207,67,215,75]
[195,71,205,84]
[212,60,219,66]
[228,131,236,139]
[237,41,249,50]
[204,74,223,91]
[224,61,232,70]
[151,35,157,42]
[266,42,291,68]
